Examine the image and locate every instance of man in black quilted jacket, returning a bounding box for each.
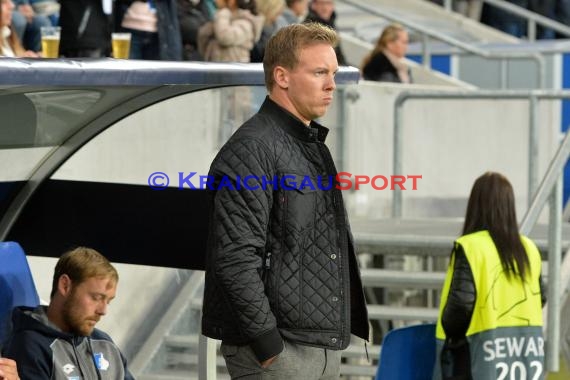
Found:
[201,22,369,379]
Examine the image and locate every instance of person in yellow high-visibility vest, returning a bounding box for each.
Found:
[433,172,546,380]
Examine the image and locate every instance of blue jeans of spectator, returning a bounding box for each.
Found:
[45,13,59,26]
[120,28,159,60]
[11,11,52,52]
[28,0,59,26]
[503,21,526,38]
[481,0,528,38]
[556,0,570,37]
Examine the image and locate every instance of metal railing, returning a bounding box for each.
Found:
[520,122,570,372]
[443,0,570,41]
[393,89,570,371]
[338,0,546,89]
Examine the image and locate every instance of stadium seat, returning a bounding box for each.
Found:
[0,242,40,348]
[375,323,436,380]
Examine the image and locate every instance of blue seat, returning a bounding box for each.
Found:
[0,242,40,348]
[375,323,436,380]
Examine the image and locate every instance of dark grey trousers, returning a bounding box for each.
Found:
[220,340,342,380]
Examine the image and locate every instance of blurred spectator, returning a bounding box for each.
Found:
[177,0,210,60]
[481,0,528,38]
[361,23,412,83]
[529,0,556,39]
[115,0,182,60]
[528,0,570,39]
[250,0,287,62]
[29,0,59,25]
[203,0,216,16]
[197,0,263,62]
[198,0,263,145]
[304,0,346,65]
[1,0,38,56]
[554,0,570,38]
[282,0,308,24]
[59,0,112,57]
[11,0,51,52]
[454,0,482,21]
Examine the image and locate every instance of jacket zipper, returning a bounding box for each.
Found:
[72,337,86,379]
[261,250,272,282]
[264,251,272,271]
[318,140,350,348]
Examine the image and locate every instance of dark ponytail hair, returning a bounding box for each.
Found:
[237,0,257,14]
[463,172,530,280]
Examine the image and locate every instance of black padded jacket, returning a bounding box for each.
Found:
[201,97,369,362]
[362,52,402,83]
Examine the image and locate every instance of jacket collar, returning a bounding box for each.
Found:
[13,305,80,342]
[259,96,329,143]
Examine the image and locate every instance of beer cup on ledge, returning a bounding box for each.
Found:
[112,33,132,59]
[40,26,61,58]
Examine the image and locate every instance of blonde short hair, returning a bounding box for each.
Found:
[263,22,338,91]
[50,247,118,298]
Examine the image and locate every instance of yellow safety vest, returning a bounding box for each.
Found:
[434,230,544,380]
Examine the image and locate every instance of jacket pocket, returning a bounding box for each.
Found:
[281,174,318,231]
[274,174,321,326]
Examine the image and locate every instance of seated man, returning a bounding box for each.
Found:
[11,0,52,52]
[2,247,134,380]
[0,358,19,380]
